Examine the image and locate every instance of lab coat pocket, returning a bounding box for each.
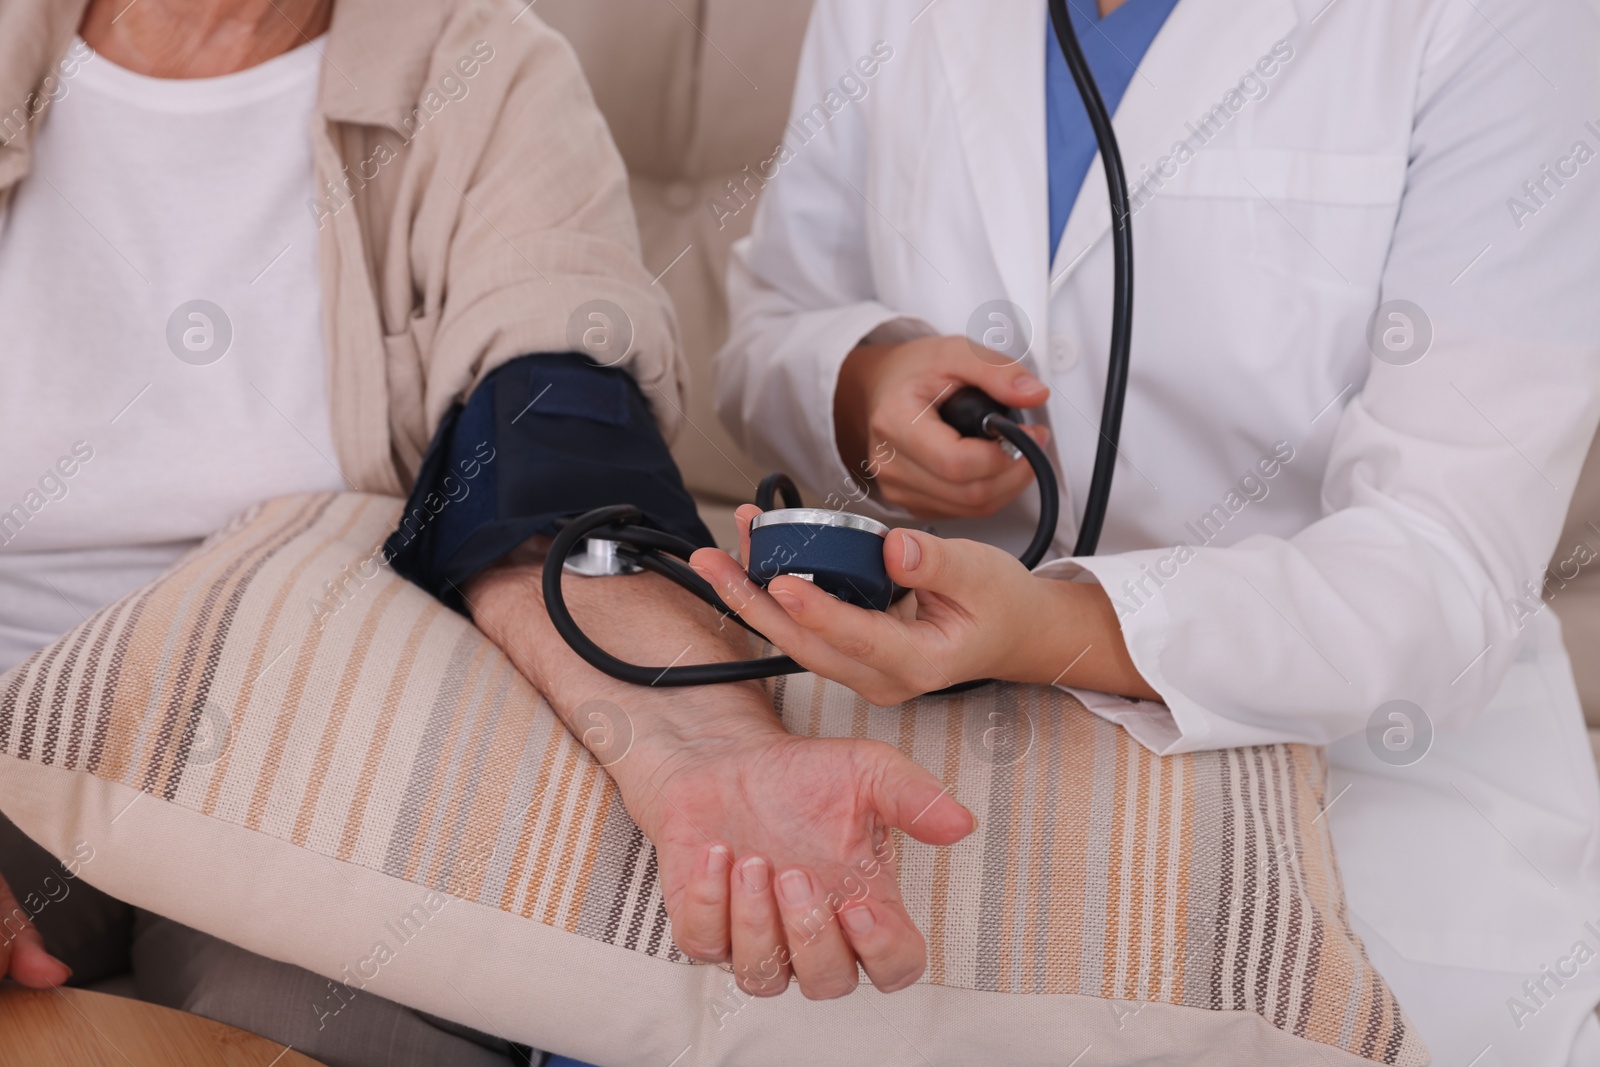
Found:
[1156,146,1407,294]
[1159,147,1407,206]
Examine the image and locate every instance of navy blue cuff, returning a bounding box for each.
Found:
[386,353,714,613]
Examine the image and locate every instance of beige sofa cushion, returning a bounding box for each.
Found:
[682,0,818,178]
[533,0,699,180]
[0,492,1426,1066]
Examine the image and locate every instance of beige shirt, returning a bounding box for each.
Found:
[0,0,685,497]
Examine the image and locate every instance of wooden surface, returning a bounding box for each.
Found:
[0,984,327,1067]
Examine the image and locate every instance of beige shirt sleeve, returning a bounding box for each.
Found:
[398,9,685,476]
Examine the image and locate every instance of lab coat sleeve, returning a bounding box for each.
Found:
[1043,0,1600,754]
[714,0,932,509]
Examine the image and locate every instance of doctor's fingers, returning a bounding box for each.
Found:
[762,575,953,704]
[873,406,1049,484]
[882,528,1023,601]
[734,503,760,565]
[873,449,1040,519]
[922,336,1052,411]
[689,550,896,694]
[688,550,915,700]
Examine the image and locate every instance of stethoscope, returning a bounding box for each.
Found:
[545,0,1134,688]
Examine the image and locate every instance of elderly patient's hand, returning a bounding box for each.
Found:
[631,713,975,998]
[0,870,72,987]
[465,559,975,1000]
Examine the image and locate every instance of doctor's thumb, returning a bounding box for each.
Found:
[954,358,1050,410]
[884,529,962,594]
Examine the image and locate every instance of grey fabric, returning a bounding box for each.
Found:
[2,813,532,1067]
[0,812,133,986]
[130,910,532,1067]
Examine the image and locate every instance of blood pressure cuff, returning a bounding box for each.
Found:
[385,353,713,613]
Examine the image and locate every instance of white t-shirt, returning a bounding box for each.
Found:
[0,37,343,674]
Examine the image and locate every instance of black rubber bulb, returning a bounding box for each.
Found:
[937,386,1016,439]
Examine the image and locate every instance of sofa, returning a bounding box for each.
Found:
[534,0,1600,752]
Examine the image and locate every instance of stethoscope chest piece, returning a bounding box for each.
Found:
[747,508,895,611]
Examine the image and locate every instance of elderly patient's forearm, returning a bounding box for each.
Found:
[464,560,784,759]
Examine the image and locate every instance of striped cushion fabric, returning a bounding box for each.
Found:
[0,493,1426,1066]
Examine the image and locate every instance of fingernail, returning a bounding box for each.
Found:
[740,856,770,894]
[704,844,731,878]
[840,906,876,935]
[900,532,922,571]
[1014,372,1046,394]
[777,868,813,907]
[771,589,802,613]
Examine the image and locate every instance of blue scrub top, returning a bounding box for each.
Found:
[1047,0,1181,261]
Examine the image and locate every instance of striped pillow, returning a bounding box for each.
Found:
[0,493,1426,1066]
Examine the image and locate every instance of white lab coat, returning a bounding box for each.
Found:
[717,0,1600,1060]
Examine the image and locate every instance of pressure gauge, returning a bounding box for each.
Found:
[747,508,894,611]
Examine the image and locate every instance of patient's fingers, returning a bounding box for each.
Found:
[838,898,927,993]
[0,873,70,988]
[776,867,860,1000]
[730,856,790,997]
[673,841,732,963]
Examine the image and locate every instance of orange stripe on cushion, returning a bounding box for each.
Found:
[292,577,405,847]
[207,496,368,818]
[337,599,447,863]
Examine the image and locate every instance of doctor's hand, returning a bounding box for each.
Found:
[691,507,1159,708]
[835,336,1051,519]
